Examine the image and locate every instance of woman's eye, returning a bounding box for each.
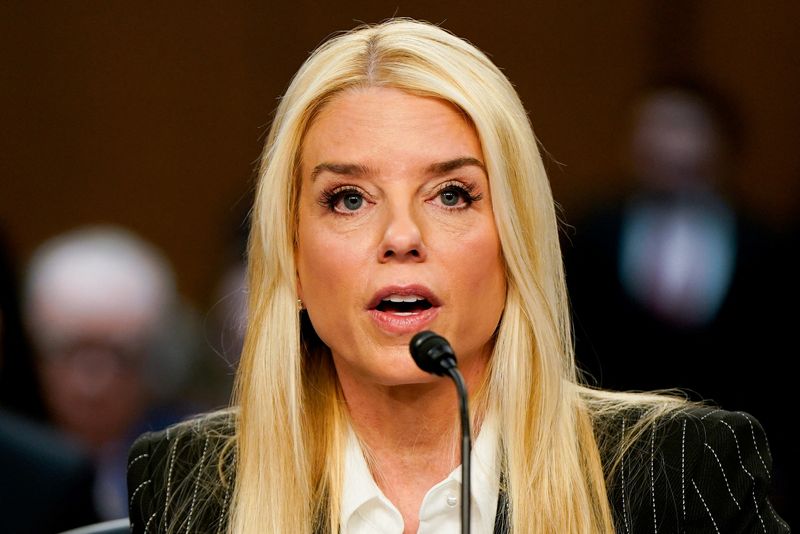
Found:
[320,187,367,214]
[340,192,363,211]
[440,189,461,206]
[435,184,480,209]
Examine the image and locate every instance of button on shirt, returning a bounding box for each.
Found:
[340,415,499,534]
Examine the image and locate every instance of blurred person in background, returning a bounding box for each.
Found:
[23,225,196,520]
[1,226,99,533]
[563,78,792,523]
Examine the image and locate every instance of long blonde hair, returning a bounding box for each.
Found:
[223,18,685,534]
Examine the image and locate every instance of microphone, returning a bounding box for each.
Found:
[409,331,471,534]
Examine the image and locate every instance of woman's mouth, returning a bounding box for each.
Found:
[367,286,441,334]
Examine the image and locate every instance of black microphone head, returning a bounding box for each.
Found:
[409,330,457,376]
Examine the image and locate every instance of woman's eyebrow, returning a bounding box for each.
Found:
[311,162,371,181]
[311,157,484,181]
[427,157,486,175]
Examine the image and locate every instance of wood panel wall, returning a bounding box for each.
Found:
[2,1,798,306]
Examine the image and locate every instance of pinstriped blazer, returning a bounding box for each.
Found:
[605,408,789,533]
[127,406,790,533]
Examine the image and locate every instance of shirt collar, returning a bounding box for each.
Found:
[340,412,500,532]
[340,424,391,527]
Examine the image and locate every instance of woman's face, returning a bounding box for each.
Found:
[296,87,506,387]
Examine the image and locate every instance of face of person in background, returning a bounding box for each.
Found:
[630,90,723,194]
[295,87,507,390]
[24,230,171,453]
[35,310,149,452]
[25,226,182,452]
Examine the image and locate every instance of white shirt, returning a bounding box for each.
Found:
[340,415,499,534]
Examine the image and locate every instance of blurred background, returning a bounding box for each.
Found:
[1,1,797,531]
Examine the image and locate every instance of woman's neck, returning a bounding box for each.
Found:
[348,380,460,460]
[336,357,487,532]
[338,354,486,460]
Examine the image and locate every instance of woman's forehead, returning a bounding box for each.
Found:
[300,87,484,175]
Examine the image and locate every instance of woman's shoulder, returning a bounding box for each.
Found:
[127,410,237,534]
[129,409,236,462]
[598,403,766,438]
[596,404,776,492]
[599,404,790,533]
[658,406,772,459]
[602,405,775,483]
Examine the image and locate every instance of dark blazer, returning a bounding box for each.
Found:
[128,407,790,533]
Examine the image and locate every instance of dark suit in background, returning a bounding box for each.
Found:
[0,410,98,534]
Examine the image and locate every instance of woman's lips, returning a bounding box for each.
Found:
[367,306,440,334]
[367,285,441,334]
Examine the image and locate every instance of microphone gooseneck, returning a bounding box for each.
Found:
[409,330,471,534]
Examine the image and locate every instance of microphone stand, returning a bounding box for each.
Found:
[446,366,472,534]
[409,330,472,534]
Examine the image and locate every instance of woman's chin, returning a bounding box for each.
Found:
[332,348,445,390]
[372,368,444,388]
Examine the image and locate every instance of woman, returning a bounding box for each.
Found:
[127,19,788,533]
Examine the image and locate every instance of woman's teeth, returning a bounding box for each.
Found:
[377,295,432,314]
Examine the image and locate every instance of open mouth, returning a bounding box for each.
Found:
[375,295,434,315]
[367,286,440,333]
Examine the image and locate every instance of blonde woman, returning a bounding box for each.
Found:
[127,19,788,534]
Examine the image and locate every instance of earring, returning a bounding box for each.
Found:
[297,299,304,311]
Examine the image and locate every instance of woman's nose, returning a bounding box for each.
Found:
[378,202,427,262]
